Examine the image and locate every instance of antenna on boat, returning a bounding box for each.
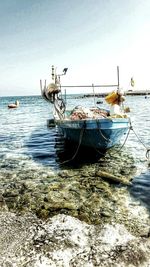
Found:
[57,67,68,80]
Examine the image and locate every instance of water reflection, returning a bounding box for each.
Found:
[25,126,59,168]
[129,170,150,212]
[55,138,106,168]
[25,125,106,169]
[1,95,150,213]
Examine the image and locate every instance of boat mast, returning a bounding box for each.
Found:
[117,66,120,91]
[51,65,55,82]
[92,83,96,107]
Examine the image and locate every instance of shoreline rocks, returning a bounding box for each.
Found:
[0,212,150,267]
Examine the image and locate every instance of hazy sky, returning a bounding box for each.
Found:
[0,0,150,96]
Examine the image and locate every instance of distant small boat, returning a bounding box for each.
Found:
[96,99,103,104]
[8,100,19,109]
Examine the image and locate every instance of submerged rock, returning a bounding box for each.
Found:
[95,170,131,185]
[0,146,147,228]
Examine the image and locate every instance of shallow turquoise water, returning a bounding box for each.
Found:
[0,94,150,210]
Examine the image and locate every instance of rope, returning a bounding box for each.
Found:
[89,120,149,160]
[59,122,85,164]
[96,120,112,144]
[94,120,133,180]
[115,122,131,153]
[130,124,150,159]
[59,118,150,165]
[94,121,132,175]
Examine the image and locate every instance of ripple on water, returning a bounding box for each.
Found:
[0,95,150,213]
[129,170,150,212]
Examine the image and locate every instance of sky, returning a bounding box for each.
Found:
[0,0,150,96]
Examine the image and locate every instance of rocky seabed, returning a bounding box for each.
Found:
[0,147,150,266]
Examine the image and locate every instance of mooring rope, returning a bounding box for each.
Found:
[96,118,131,154]
[59,118,150,164]
[130,123,150,159]
[118,119,132,148]
[60,122,85,164]
[94,119,150,160]
[93,120,132,157]
[96,120,112,144]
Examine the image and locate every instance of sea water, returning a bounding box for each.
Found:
[0,94,150,210]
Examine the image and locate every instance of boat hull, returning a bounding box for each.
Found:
[56,118,130,150]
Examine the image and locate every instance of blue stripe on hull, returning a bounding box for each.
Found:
[56,118,129,149]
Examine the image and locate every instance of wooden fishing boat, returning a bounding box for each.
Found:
[40,66,130,150]
[55,116,129,150]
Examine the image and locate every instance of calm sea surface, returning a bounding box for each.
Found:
[0,94,150,210]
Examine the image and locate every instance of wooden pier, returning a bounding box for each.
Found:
[81,90,150,98]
